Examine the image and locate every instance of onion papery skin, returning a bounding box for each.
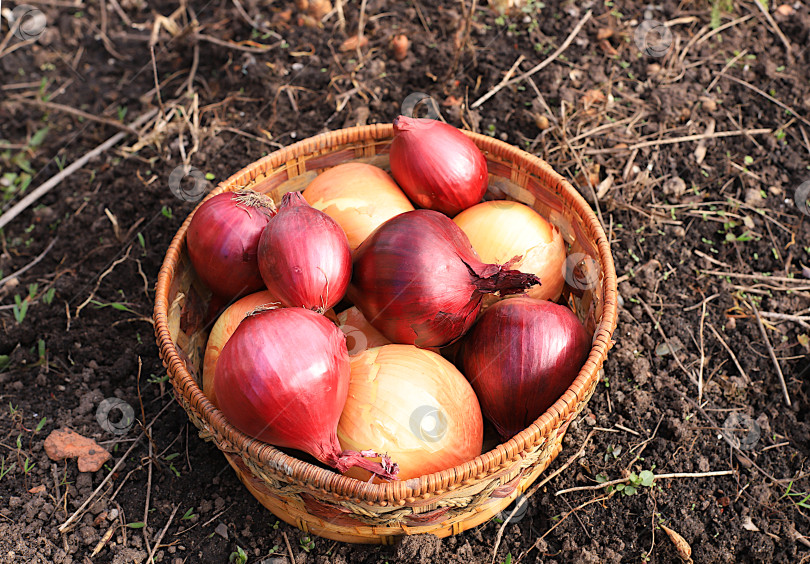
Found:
[302,163,414,251]
[459,297,590,440]
[453,200,566,303]
[202,290,281,408]
[389,116,488,216]
[349,209,541,347]
[186,190,276,300]
[258,192,352,311]
[337,306,391,356]
[215,308,397,479]
[337,345,483,481]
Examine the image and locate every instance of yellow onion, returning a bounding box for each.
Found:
[453,200,566,302]
[302,163,414,251]
[202,290,280,408]
[337,344,483,481]
[337,306,391,356]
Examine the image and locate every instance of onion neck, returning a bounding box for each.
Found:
[233,190,276,214]
[330,450,399,481]
[319,434,399,480]
[393,115,433,133]
[279,190,309,209]
[466,260,541,296]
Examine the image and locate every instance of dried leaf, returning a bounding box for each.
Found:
[742,516,761,532]
[597,28,614,40]
[661,524,693,563]
[596,174,614,199]
[582,89,606,108]
[599,39,618,57]
[694,119,715,165]
[776,4,794,15]
[340,35,368,52]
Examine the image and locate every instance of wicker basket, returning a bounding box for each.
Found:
[153,124,618,544]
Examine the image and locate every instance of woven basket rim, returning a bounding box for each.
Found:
[153,123,619,503]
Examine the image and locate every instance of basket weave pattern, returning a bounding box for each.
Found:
[154,124,618,543]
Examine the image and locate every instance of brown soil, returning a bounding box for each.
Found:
[1,0,809,563]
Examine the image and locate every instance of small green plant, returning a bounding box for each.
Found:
[604,444,622,462]
[299,535,315,553]
[0,457,15,481]
[148,373,169,385]
[161,206,173,219]
[229,546,248,564]
[597,470,655,496]
[126,522,145,529]
[34,416,47,433]
[782,481,810,509]
[502,554,513,564]
[22,458,35,474]
[42,287,56,305]
[181,507,196,520]
[12,294,29,323]
[711,0,734,29]
[89,300,135,313]
[165,452,182,477]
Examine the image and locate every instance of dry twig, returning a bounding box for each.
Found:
[751,303,792,407]
[639,298,696,385]
[707,323,750,383]
[0,237,58,287]
[58,400,174,532]
[0,108,158,232]
[472,10,592,108]
[721,74,810,128]
[11,98,138,134]
[751,0,791,55]
[490,430,597,563]
[146,504,179,563]
[555,470,734,496]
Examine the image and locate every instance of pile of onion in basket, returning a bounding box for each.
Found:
[189,117,591,481]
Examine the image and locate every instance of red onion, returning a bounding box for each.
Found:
[389,116,488,216]
[186,190,275,300]
[214,307,398,479]
[349,210,541,347]
[459,297,590,440]
[258,192,352,311]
